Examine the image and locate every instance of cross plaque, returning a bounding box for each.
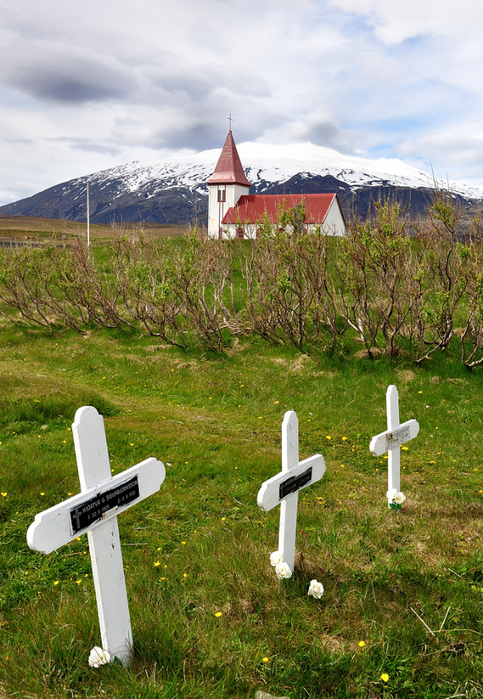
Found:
[27,406,166,666]
[369,385,419,506]
[257,411,326,573]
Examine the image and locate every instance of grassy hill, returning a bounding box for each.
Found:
[0,216,186,244]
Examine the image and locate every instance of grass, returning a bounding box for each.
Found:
[1,218,483,697]
[0,215,186,244]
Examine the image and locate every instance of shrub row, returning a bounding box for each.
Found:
[1,194,482,366]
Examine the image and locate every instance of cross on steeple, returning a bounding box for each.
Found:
[228,114,233,130]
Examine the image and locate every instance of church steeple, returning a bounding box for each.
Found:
[207,129,251,238]
[207,130,251,187]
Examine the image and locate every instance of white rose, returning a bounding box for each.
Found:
[308,579,324,599]
[275,561,292,580]
[386,488,397,501]
[270,550,282,567]
[394,491,406,504]
[88,646,111,668]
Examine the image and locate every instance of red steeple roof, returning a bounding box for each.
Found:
[207,131,251,187]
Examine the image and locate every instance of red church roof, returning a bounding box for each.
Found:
[221,193,338,225]
[207,131,251,187]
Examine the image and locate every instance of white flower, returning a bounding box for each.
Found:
[386,488,397,501]
[270,550,282,567]
[308,579,324,599]
[275,561,292,580]
[394,491,406,504]
[88,646,111,668]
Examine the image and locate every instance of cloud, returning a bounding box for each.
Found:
[51,137,124,158]
[1,0,483,204]
[265,111,359,154]
[142,58,271,109]
[328,0,483,44]
[0,45,134,103]
[398,132,483,172]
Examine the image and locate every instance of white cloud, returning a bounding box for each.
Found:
[1,0,483,203]
[327,0,483,44]
[398,131,483,180]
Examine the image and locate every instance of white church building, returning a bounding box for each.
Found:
[207,130,347,239]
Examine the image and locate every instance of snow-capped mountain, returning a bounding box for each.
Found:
[1,142,481,225]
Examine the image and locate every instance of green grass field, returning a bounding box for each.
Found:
[1,216,483,698]
[1,319,483,699]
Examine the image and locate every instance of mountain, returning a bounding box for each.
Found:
[1,142,482,225]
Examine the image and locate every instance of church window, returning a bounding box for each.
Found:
[236,228,244,239]
[218,189,226,202]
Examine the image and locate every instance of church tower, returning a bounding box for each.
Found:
[207,130,251,238]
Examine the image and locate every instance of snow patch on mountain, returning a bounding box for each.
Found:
[69,141,483,200]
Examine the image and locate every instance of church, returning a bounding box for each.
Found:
[207,130,347,239]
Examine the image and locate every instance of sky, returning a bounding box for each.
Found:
[1,0,483,206]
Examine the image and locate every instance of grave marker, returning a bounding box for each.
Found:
[257,411,326,573]
[369,385,419,507]
[27,406,166,666]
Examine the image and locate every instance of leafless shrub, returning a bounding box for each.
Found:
[457,214,483,368]
[171,229,238,353]
[112,228,239,352]
[335,201,424,357]
[414,193,468,363]
[241,204,340,350]
[49,240,128,331]
[112,233,186,347]
[0,246,56,328]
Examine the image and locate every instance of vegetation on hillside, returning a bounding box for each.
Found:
[0,194,482,369]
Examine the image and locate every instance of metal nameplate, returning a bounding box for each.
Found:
[387,424,411,448]
[70,475,140,535]
[279,467,312,500]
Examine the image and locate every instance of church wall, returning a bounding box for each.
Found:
[208,183,250,237]
[321,199,346,236]
[220,223,258,239]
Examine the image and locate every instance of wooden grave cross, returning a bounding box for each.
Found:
[257,410,326,573]
[27,406,166,667]
[369,385,419,507]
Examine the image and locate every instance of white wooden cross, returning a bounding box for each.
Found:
[369,385,419,506]
[257,411,326,573]
[27,406,166,667]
